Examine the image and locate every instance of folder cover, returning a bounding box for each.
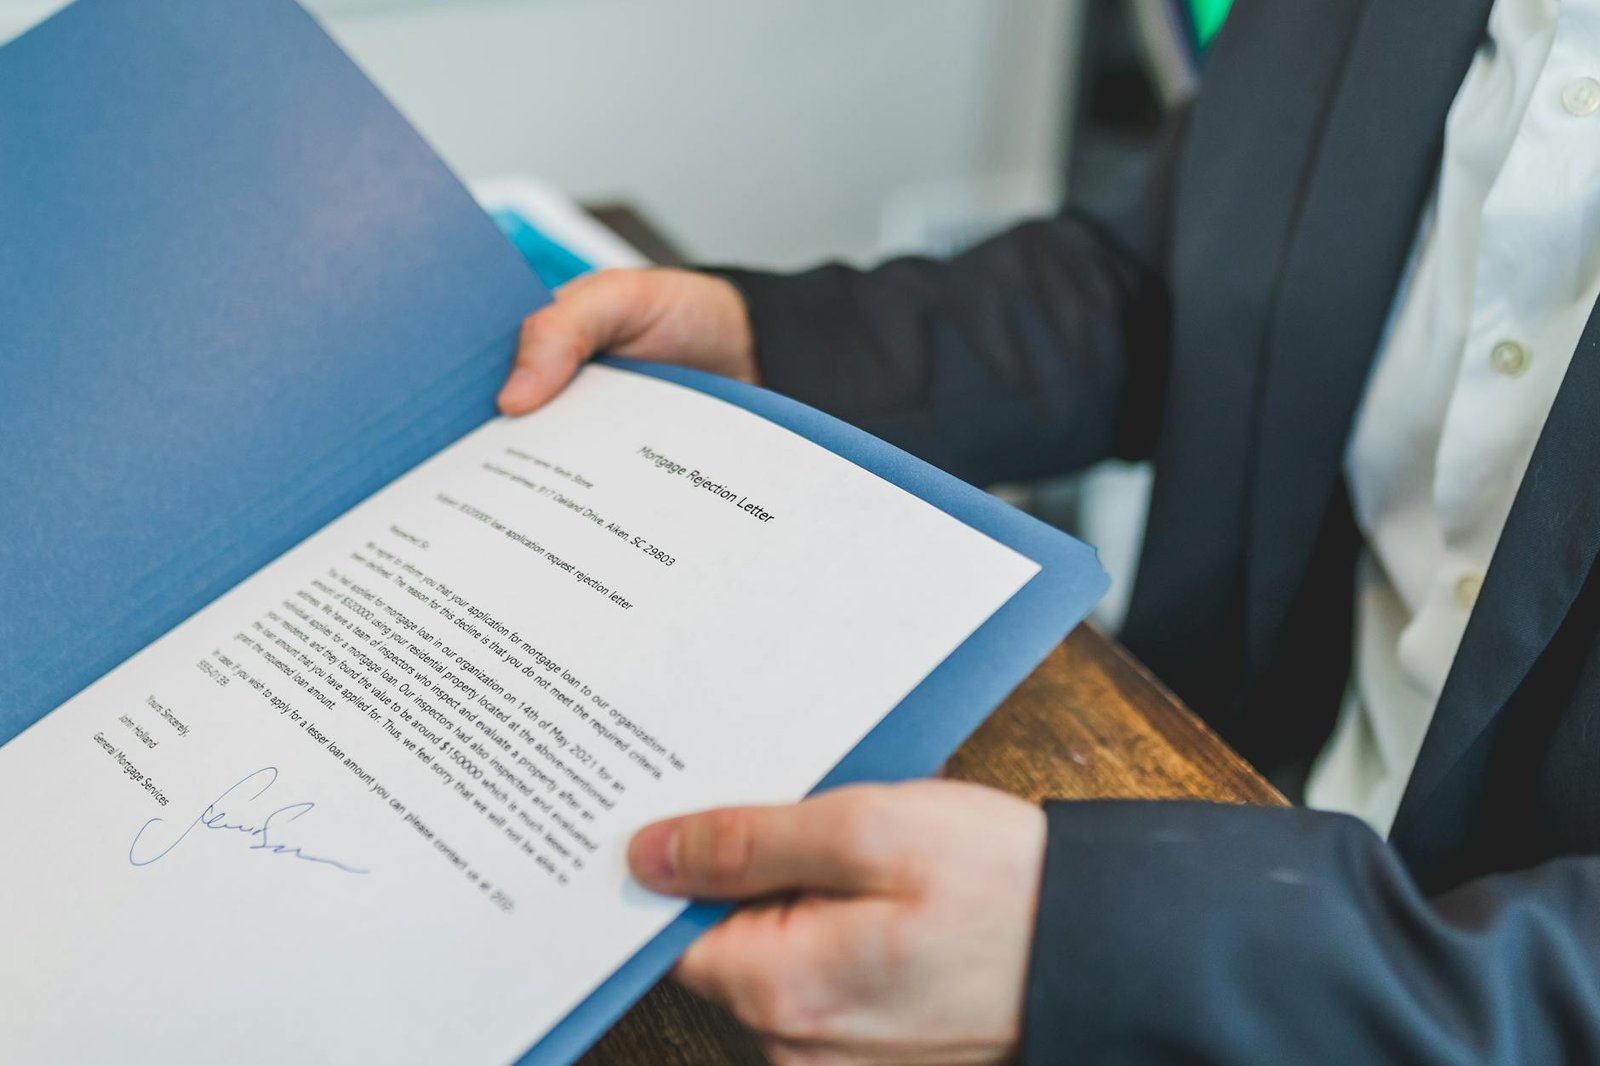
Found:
[0,0,545,742]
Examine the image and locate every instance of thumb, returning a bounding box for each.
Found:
[497,269,654,415]
[628,790,900,900]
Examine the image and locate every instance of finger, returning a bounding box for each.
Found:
[497,270,651,414]
[629,788,901,900]
[761,1037,921,1066]
[673,901,840,1042]
[671,902,796,1006]
[496,305,588,414]
[761,1040,865,1066]
[673,899,911,1055]
[762,1033,997,1066]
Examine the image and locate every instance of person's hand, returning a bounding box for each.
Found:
[628,781,1047,1066]
[497,267,757,414]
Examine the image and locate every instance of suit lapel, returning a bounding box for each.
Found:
[1243,0,1493,679]
[1391,315,1600,847]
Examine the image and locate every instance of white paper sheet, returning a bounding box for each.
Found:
[0,364,1038,1064]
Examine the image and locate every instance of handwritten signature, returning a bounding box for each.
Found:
[129,766,368,874]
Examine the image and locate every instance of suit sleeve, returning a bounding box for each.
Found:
[1022,801,1600,1064]
[708,120,1181,487]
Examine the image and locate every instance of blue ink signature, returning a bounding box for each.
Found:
[129,766,369,874]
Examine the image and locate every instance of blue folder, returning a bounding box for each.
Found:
[0,1,1108,1062]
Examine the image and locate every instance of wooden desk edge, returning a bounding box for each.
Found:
[1090,627,1287,806]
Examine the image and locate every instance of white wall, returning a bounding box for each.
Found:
[3,0,1081,268]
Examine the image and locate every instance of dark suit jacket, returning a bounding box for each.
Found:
[717,0,1600,1059]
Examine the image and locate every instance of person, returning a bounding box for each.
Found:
[498,0,1600,1061]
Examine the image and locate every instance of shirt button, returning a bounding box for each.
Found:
[1490,339,1530,376]
[1455,572,1484,610]
[1563,76,1600,116]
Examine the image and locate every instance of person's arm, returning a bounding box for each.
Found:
[709,199,1171,486]
[1025,801,1600,1064]
[500,118,1182,487]
[628,786,1600,1065]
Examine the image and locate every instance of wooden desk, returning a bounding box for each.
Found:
[580,624,1285,1065]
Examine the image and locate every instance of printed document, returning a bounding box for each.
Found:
[0,365,1038,1064]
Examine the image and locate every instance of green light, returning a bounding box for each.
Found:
[1189,0,1232,47]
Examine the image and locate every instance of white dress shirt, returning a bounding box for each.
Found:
[1305,0,1600,834]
